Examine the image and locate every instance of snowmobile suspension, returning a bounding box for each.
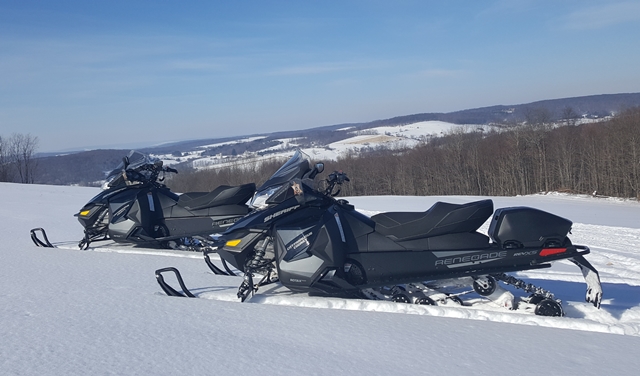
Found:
[237,237,278,301]
[361,273,566,316]
[493,273,556,300]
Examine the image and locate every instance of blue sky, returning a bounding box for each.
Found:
[1,1,639,152]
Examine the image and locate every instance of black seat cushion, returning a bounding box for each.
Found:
[371,199,493,241]
[178,183,255,210]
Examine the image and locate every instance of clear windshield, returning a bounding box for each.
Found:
[103,150,158,189]
[257,150,311,191]
[249,150,311,209]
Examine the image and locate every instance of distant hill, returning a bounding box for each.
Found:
[134,92,640,154]
[354,92,640,128]
[33,92,640,186]
[36,149,127,186]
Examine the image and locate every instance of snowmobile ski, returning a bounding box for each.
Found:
[30,227,54,248]
[155,267,196,298]
[203,247,237,276]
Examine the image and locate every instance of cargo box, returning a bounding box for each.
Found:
[488,207,572,249]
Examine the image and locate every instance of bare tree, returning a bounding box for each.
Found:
[523,108,553,192]
[9,133,39,184]
[0,135,13,182]
[562,106,579,127]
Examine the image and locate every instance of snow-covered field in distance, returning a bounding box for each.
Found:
[152,118,610,172]
[2,182,640,375]
[153,120,481,169]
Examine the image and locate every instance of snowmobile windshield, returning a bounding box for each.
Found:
[249,150,311,209]
[102,150,158,189]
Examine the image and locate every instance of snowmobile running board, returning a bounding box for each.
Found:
[30,228,54,248]
[155,267,196,298]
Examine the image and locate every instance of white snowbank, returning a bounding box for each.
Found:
[2,182,640,375]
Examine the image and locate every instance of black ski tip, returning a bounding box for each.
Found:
[30,228,54,248]
[155,267,196,298]
[569,253,603,309]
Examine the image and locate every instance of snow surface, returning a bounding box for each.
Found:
[2,182,640,375]
[153,120,471,169]
[368,120,484,139]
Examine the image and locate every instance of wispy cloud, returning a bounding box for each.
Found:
[476,0,537,18]
[268,62,357,76]
[325,78,360,87]
[417,69,466,79]
[162,60,226,72]
[564,2,640,30]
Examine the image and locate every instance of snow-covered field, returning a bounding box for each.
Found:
[2,182,640,375]
[153,120,474,169]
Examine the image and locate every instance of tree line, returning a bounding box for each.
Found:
[166,107,640,200]
[323,107,640,198]
[166,157,285,193]
[0,133,39,184]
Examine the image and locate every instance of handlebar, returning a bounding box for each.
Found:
[324,170,350,196]
[123,162,178,185]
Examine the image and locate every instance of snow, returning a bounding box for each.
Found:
[370,120,480,138]
[320,121,478,159]
[151,120,476,169]
[2,182,640,375]
[196,136,268,149]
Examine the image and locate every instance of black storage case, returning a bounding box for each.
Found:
[488,207,572,248]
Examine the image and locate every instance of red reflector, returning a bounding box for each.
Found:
[540,248,567,257]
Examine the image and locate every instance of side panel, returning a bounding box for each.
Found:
[163,215,243,237]
[108,189,163,244]
[346,243,585,288]
[274,207,348,292]
[346,247,507,286]
[106,189,139,242]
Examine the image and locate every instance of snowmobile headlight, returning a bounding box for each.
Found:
[79,210,91,217]
[249,186,282,209]
[226,239,242,247]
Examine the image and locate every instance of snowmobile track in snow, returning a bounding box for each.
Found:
[43,221,640,337]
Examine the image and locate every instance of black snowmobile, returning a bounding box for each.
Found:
[156,150,602,316]
[31,150,255,249]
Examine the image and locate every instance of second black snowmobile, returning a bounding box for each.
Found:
[31,150,255,249]
[156,150,602,316]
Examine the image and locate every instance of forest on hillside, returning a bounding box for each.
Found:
[166,107,640,200]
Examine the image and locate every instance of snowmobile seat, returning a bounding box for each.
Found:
[371,199,493,241]
[178,183,256,211]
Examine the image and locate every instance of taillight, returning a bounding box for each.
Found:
[540,248,567,257]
